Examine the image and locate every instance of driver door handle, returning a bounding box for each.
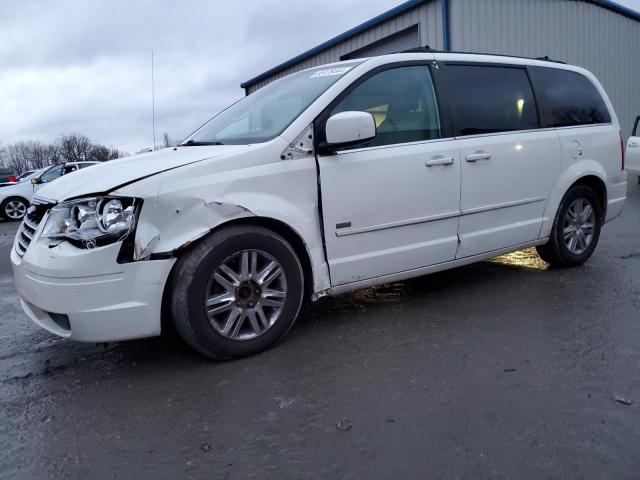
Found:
[425,156,454,167]
[465,151,492,162]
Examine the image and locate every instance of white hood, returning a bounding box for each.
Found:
[35,145,256,201]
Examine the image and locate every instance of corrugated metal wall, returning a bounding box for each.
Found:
[246,0,639,137]
[449,0,640,137]
[341,25,420,60]
[246,1,442,93]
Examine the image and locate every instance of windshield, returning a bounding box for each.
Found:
[185,62,362,145]
[17,171,34,181]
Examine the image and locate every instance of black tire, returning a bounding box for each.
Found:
[536,184,603,267]
[169,225,304,360]
[1,197,28,221]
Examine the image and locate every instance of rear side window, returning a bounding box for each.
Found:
[528,67,611,127]
[444,65,538,136]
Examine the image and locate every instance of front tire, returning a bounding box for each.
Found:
[1,197,28,221]
[536,184,603,267]
[170,225,304,360]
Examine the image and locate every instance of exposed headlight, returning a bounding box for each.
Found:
[42,197,139,247]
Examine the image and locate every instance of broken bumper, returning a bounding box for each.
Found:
[11,240,175,342]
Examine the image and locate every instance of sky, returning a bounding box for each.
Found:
[1,0,639,154]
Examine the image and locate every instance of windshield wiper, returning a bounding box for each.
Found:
[180,140,224,146]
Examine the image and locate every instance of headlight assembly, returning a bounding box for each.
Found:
[42,197,139,247]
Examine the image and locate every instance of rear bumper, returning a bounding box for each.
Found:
[11,241,175,342]
[605,171,628,223]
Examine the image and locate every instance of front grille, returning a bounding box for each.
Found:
[14,197,56,258]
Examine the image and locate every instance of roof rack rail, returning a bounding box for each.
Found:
[396,47,567,65]
[401,45,438,53]
[535,55,567,64]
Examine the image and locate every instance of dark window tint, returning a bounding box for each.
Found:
[445,65,538,136]
[528,67,610,127]
[328,65,441,148]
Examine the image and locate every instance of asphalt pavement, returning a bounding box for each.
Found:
[1,181,639,479]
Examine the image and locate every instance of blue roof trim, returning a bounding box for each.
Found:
[589,0,640,22]
[240,0,640,90]
[240,0,427,89]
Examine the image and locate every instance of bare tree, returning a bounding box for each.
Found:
[89,144,112,162]
[3,142,33,173]
[93,145,126,161]
[59,134,93,162]
[0,134,127,172]
[27,141,50,169]
[45,144,62,165]
[0,142,6,169]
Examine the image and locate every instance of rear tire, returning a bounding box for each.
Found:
[170,225,304,360]
[536,185,603,267]
[1,197,28,221]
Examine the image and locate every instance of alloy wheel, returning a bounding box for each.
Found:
[5,200,26,220]
[562,198,595,255]
[205,249,288,341]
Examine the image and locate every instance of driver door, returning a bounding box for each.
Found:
[317,64,461,286]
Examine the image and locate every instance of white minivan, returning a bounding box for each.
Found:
[11,52,628,359]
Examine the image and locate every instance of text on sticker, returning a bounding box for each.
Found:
[310,67,352,78]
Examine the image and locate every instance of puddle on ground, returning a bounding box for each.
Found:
[488,248,548,271]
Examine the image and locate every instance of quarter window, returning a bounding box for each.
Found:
[445,65,538,136]
[528,67,611,127]
[328,66,441,148]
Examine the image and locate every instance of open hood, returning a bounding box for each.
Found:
[35,145,255,202]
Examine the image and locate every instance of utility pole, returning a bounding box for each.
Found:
[151,50,156,150]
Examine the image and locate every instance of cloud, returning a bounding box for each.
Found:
[0,0,396,153]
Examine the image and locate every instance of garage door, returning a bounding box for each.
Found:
[341,25,420,60]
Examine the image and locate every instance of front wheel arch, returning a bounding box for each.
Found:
[171,217,314,299]
[167,223,305,359]
[160,217,314,337]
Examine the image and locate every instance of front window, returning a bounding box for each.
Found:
[185,62,362,145]
[39,164,64,183]
[327,65,442,148]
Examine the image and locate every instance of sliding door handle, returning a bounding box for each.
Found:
[465,152,492,162]
[425,156,454,167]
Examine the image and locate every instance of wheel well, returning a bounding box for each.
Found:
[173,217,315,299]
[570,175,607,216]
[1,196,29,206]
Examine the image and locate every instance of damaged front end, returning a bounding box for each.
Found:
[132,197,257,261]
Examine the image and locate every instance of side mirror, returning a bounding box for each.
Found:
[632,115,640,137]
[31,177,41,185]
[325,111,376,149]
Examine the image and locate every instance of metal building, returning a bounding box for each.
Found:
[240,0,640,136]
